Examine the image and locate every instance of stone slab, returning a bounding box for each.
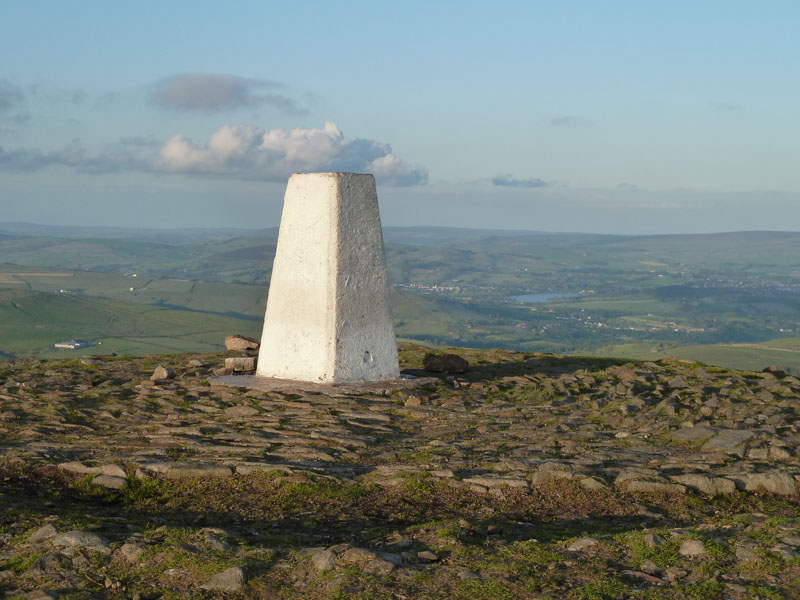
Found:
[211,374,438,396]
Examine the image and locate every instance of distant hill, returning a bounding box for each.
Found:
[0,221,279,241]
[1,224,799,372]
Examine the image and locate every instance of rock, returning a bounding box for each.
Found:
[670,473,736,495]
[225,357,257,372]
[57,461,126,478]
[225,335,260,352]
[120,542,146,563]
[224,404,259,417]
[664,567,687,580]
[486,524,503,534]
[781,535,800,547]
[457,567,481,580]
[203,533,231,552]
[531,463,573,486]
[622,480,686,494]
[642,534,666,547]
[769,446,793,460]
[733,470,796,495]
[340,547,378,562]
[667,375,689,389]
[364,558,397,575]
[734,542,759,561]
[748,447,770,460]
[701,429,755,452]
[404,394,425,407]
[25,552,60,574]
[150,365,175,381]
[579,477,607,490]
[771,544,798,559]
[461,475,528,489]
[378,552,403,566]
[725,583,749,596]
[310,549,336,572]
[51,530,110,554]
[201,566,247,592]
[99,464,127,478]
[608,365,639,380]
[567,537,600,552]
[622,397,644,413]
[92,474,127,489]
[530,469,573,486]
[763,365,787,378]
[423,353,470,373]
[24,590,58,600]
[640,559,660,573]
[417,550,439,562]
[187,358,205,367]
[678,539,706,557]
[669,426,716,442]
[621,569,664,585]
[57,461,98,475]
[28,524,58,543]
[163,463,233,479]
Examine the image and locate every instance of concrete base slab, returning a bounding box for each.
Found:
[210,374,439,396]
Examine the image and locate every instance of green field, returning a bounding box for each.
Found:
[596,339,800,374]
[0,265,268,317]
[0,288,261,357]
[0,273,486,358]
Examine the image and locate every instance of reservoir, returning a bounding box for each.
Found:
[508,293,575,303]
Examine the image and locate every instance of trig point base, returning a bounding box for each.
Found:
[256,172,400,383]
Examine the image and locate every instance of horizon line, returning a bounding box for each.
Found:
[2,221,800,238]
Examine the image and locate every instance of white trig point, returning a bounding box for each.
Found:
[256,172,400,383]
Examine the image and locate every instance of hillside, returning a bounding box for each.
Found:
[0,289,261,357]
[0,345,798,598]
[1,225,800,373]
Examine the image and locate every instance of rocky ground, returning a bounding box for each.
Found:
[0,343,799,599]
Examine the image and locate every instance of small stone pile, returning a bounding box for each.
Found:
[222,334,260,374]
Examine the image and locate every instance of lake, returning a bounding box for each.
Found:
[508,293,575,303]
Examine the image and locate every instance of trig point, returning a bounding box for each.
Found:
[256,172,401,383]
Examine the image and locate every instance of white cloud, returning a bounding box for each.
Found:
[0,121,427,186]
[154,121,428,186]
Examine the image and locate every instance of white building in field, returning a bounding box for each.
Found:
[53,339,93,350]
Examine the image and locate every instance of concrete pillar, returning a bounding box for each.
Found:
[256,172,400,383]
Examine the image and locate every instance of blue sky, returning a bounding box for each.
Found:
[1,0,798,234]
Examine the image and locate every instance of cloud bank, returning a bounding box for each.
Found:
[0,80,24,112]
[0,122,428,186]
[492,174,548,188]
[151,73,304,114]
[155,121,428,186]
[0,137,155,173]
